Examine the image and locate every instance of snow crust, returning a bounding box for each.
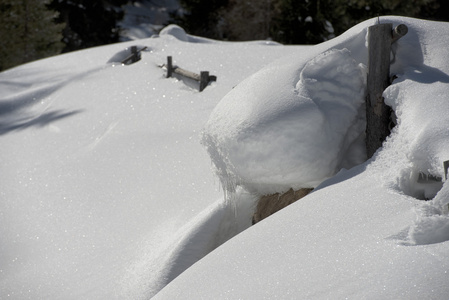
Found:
[2,16,449,300]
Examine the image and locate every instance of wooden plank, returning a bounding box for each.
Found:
[173,67,201,81]
[162,56,216,91]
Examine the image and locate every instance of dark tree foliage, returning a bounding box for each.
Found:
[341,0,434,30]
[271,0,435,44]
[272,0,347,44]
[173,0,443,45]
[0,0,64,71]
[220,0,278,41]
[48,0,128,53]
[170,0,229,39]
[417,0,449,22]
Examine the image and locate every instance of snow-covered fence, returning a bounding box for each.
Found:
[365,23,408,158]
[121,46,147,65]
[162,56,217,92]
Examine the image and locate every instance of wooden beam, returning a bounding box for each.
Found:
[120,46,147,65]
[391,24,408,44]
[163,56,216,91]
[174,67,201,81]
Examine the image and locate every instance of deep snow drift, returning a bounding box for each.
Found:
[2,16,449,300]
[0,25,300,299]
[156,16,449,299]
[202,47,367,195]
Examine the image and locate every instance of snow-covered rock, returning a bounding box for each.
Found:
[159,24,189,42]
[202,47,367,195]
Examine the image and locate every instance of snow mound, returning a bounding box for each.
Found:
[0,25,307,299]
[409,202,449,245]
[120,188,257,299]
[5,15,449,300]
[407,181,449,245]
[202,48,366,195]
[159,24,189,42]
[158,24,221,44]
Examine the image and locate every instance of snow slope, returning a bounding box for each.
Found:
[154,16,449,299]
[2,16,449,299]
[0,26,299,299]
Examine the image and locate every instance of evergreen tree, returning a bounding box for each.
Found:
[0,0,64,71]
[48,0,128,53]
[169,0,229,39]
[221,0,277,41]
[342,0,436,30]
[271,0,346,44]
[174,0,442,45]
[411,0,448,22]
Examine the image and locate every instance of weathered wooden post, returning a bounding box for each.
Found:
[166,56,173,78]
[199,71,209,92]
[365,23,408,158]
[120,46,147,65]
[130,46,138,63]
[162,56,216,91]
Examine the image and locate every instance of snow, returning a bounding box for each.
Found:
[202,47,366,195]
[2,16,449,299]
[0,25,298,299]
[159,24,190,42]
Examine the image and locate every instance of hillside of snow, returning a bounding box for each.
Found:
[0,24,300,299]
[2,16,449,299]
[157,16,449,299]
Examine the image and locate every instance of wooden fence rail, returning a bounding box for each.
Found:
[162,56,216,92]
[121,46,147,65]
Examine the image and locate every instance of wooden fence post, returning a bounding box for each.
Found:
[199,71,209,92]
[365,23,407,158]
[162,56,216,91]
[130,46,138,63]
[166,56,173,78]
[120,46,147,65]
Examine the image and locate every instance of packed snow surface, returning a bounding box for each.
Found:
[1,16,449,299]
